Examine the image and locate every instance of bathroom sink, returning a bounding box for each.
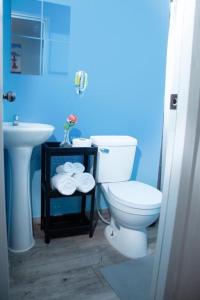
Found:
[3,122,54,148]
[3,122,55,252]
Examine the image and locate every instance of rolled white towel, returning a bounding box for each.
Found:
[73,172,95,193]
[51,173,77,195]
[56,162,74,176]
[73,162,85,175]
[63,162,74,173]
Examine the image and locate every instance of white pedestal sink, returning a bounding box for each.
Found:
[3,122,55,252]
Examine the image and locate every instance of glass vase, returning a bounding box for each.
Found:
[60,128,72,147]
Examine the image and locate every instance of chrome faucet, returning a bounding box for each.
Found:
[12,114,19,126]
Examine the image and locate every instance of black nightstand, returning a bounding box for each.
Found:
[41,142,98,244]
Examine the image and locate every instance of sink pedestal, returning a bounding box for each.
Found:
[8,147,35,252]
[3,122,55,252]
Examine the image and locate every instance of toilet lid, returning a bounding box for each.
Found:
[108,181,162,209]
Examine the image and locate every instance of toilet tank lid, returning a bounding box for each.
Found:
[91,135,137,146]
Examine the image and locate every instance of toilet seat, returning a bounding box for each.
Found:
[108,181,162,210]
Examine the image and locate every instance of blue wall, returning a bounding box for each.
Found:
[4,0,169,217]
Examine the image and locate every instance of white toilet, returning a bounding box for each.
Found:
[91,135,162,259]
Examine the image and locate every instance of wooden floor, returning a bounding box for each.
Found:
[9,222,158,300]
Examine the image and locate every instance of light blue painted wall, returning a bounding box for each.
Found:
[4,0,169,217]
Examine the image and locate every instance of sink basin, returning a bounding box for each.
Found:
[3,122,54,148]
[3,122,55,252]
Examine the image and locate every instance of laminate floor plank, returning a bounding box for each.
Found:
[9,222,157,300]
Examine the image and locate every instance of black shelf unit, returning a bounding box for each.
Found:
[41,142,98,244]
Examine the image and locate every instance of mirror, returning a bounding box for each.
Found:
[10,0,71,76]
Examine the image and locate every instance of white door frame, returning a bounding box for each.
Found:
[151,0,200,298]
[0,0,9,299]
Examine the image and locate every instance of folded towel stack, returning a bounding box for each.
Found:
[51,162,95,196]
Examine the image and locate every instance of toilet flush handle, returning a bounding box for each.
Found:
[99,148,110,154]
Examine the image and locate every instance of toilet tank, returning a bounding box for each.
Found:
[91,136,137,183]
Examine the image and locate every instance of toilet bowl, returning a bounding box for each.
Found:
[101,181,162,258]
[91,135,162,259]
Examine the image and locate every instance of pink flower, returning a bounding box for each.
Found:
[67,114,78,124]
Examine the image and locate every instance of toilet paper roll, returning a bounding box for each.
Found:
[72,138,92,147]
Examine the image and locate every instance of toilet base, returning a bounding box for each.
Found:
[105,223,147,259]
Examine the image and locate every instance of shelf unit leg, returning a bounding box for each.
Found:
[41,187,44,230]
[44,194,50,244]
[44,149,51,244]
[81,154,88,218]
[41,145,45,230]
[81,195,86,217]
[89,192,95,238]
